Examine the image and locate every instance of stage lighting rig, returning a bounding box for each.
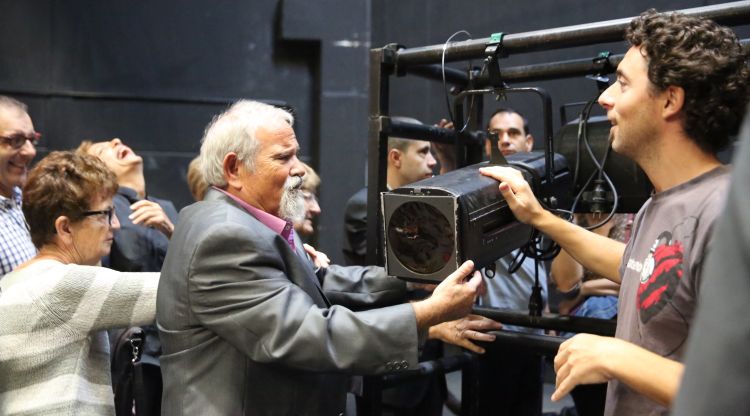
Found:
[382,151,570,283]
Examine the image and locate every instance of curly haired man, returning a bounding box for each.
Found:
[479,9,748,416]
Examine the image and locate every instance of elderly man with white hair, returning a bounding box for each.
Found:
[156,100,493,416]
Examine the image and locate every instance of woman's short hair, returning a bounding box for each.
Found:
[200,100,294,187]
[301,162,320,193]
[187,156,208,201]
[23,151,118,248]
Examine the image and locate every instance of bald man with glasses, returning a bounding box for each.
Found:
[0,96,39,278]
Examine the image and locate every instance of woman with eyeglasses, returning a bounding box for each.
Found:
[293,162,332,268]
[0,151,158,415]
[0,96,40,278]
[294,162,322,239]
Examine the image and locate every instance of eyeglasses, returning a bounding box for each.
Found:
[0,132,41,149]
[81,207,114,225]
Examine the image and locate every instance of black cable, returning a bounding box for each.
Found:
[440,30,494,135]
[572,98,598,188]
[507,90,621,316]
[568,94,620,230]
[441,30,473,131]
[580,99,603,176]
[596,137,612,180]
[457,67,484,133]
[582,126,619,229]
[504,227,556,318]
[528,258,544,317]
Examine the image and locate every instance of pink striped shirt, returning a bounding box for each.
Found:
[213,187,296,250]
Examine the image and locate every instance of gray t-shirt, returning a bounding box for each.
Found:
[606,166,730,416]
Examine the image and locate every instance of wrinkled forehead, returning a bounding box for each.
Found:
[257,121,298,148]
[0,107,33,133]
[261,117,294,135]
[87,141,110,155]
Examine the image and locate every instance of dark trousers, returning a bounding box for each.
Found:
[382,339,446,416]
[381,375,446,416]
[477,343,543,416]
[570,383,607,416]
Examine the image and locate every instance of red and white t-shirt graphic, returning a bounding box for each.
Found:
[636,231,685,323]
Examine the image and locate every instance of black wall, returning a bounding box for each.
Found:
[0,1,317,205]
[0,1,746,263]
[372,0,749,143]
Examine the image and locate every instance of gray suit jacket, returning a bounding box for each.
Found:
[157,189,419,415]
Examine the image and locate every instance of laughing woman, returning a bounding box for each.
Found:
[0,151,158,415]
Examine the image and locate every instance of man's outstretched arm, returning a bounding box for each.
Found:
[480,166,625,283]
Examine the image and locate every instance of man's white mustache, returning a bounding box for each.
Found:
[285,176,304,191]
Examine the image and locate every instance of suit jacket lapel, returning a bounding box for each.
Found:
[207,189,332,308]
[293,234,332,308]
[213,190,332,308]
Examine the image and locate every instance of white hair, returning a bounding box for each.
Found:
[199,100,294,187]
[0,95,28,114]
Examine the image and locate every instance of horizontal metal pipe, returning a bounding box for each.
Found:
[497,38,750,84]
[473,306,617,336]
[405,64,469,85]
[498,54,623,84]
[385,117,485,145]
[402,38,748,86]
[394,1,750,67]
[401,54,623,86]
[383,332,568,386]
[484,330,566,356]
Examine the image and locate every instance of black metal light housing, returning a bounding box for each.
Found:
[555,115,653,213]
[382,151,570,283]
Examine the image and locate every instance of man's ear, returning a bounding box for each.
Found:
[223,153,243,189]
[388,148,402,169]
[525,134,535,152]
[662,85,685,121]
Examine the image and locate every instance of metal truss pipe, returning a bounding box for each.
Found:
[473,306,617,336]
[400,39,748,86]
[394,1,750,67]
[484,330,566,356]
[384,117,485,145]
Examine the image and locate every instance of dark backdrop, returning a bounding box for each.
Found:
[0,0,745,263]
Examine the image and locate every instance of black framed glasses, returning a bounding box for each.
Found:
[0,132,41,149]
[81,207,114,225]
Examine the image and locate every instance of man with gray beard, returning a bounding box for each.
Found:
[279,174,306,224]
[156,100,488,416]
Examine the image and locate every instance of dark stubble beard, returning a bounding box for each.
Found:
[279,176,305,223]
[610,113,658,166]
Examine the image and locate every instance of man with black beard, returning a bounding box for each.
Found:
[156,100,492,415]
